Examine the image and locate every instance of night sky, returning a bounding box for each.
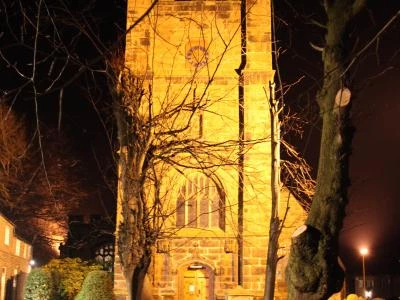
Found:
[61,0,400,276]
[276,0,400,276]
[1,0,399,279]
[341,68,400,275]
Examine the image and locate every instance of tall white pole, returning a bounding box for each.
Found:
[360,247,368,296]
[362,254,366,293]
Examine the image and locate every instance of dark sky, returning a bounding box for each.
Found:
[276,0,400,275]
[1,0,398,277]
[340,68,400,275]
[62,0,399,276]
[0,0,124,218]
[53,0,399,279]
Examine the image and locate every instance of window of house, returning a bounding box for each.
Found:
[12,269,18,288]
[15,240,21,256]
[95,243,114,272]
[176,174,225,229]
[0,268,6,300]
[4,226,10,246]
[26,245,31,259]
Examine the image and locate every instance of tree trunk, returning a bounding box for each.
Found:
[124,269,134,300]
[264,82,281,300]
[119,208,153,300]
[118,183,152,300]
[286,1,365,299]
[131,253,152,300]
[121,260,151,300]
[264,217,280,300]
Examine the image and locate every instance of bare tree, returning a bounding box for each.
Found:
[1,1,337,298]
[283,1,400,299]
[263,81,283,300]
[263,79,315,300]
[109,38,242,297]
[0,0,122,262]
[0,101,88,261]
[0,103,29,213]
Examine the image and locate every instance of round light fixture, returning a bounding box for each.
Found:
[335,87,351,107]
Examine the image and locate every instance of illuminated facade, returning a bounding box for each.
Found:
[114,0,306,299]
[0,213,32,300]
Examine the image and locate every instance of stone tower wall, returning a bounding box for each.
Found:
[115,0,306,299]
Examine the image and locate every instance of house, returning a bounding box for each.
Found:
[0,213,32,300]
[60,214,115,272]
[114,0,307,299]
[354,275,400,299]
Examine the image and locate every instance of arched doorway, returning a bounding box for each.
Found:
[180,263,214,300]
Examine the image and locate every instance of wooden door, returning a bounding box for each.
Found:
[182,269,210,300]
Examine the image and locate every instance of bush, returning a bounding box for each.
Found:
[42,258,102,299]
[75,270,113,300]
[24,268,55,300]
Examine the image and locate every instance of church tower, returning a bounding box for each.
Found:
[114,0,305,299]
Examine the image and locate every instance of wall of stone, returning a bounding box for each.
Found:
[115,0,306,299]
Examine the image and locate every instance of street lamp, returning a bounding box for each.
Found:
[359,247,369,295]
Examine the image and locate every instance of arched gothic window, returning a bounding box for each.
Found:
[176,174,225,230]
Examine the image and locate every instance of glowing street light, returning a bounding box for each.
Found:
[359,247,369,294]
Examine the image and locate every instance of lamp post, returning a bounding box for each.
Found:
[360,247,368,295]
